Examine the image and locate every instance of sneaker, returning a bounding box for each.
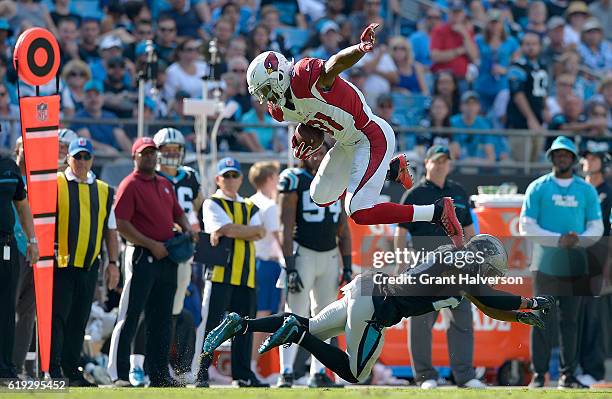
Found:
[461,378,486,388]
[203,312,245,357]
[259,315,303,354]
[528,373,545,388]
[576,374,597,387]
[113,379,133,387]
[433,197,464,248]
[420,379,438,389]
[308,373,343,388]
[558,374,588,389]
[277,373,294,388]
[232,378,270,387]
[387,154,414,190]
[129,367,147,387]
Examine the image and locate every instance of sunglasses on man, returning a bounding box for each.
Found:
[222,171,241,179]
[73,152,92,161]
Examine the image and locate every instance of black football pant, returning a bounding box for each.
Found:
[530,272,584,378]
[108,246,177,383]
[0,237,19,378]
[50,261,99,379]
[198,283,256,381]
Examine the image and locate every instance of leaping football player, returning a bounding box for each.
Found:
[246,24,464,248]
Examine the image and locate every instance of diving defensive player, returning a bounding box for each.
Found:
[201,234,553,383]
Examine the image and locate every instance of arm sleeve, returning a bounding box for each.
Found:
[520,216,561,246]
[578,219,604,247]
[202,199,232,233]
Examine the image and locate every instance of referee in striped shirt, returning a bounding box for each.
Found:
[50,138,119,386]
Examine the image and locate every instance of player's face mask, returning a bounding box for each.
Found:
[254,82,286,107]
[157,144,184,168]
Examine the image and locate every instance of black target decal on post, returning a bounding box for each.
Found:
[13,28,60,87]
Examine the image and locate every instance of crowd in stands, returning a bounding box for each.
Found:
[0,0,610,163]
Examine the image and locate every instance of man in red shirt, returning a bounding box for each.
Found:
[107,137,195,387]
[430,0,479,81]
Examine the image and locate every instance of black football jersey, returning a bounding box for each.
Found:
[507,57,549,128]
[278,167,342,252]
[369,245,520,327]
[157,166,201,216]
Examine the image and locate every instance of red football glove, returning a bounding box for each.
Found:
[358,23,379,53]
[291,135,322,160]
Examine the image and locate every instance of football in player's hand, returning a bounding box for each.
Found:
[295,123,325,149]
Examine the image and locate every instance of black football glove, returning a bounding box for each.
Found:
[339,255,353,285]
[287,269,304,293]
[340,268,353,285]
[516,311,545,329]
[528,295,555,314]
[284,255,304,293]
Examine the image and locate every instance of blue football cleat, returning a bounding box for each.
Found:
[259,315,302,354]
[129,366,147,387]
[203,312,245,356]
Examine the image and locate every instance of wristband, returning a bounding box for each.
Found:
[342,255,352,270]
[284,255,296,271]
[108,261,118,265]
[29,237,38,244]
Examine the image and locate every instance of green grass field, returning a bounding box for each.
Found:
[2,387,612,399]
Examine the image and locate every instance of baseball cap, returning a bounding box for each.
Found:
[448,0,465,11]
[565,1,589,17]
[100,35,123,50]
[320,20,340,35]
[581,18,603,33]
[217,157,241,176]
[425,145,452,161]
[547,16,565,31]
[68,137,94,156]
[461,90,480,103]
[131,136,157,156]
[84,80,104,93]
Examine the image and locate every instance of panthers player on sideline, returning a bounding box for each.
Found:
[276,142,352,388]
[202,234,554,384]
[126,127,204,386]
[246,24,464,248]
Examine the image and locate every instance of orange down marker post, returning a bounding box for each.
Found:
[13,27,61,374]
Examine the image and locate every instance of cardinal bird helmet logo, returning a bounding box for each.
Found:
[264,52,279,75]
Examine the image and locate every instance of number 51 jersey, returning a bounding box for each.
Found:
[279,167,342,252]
[268,57,377,145]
